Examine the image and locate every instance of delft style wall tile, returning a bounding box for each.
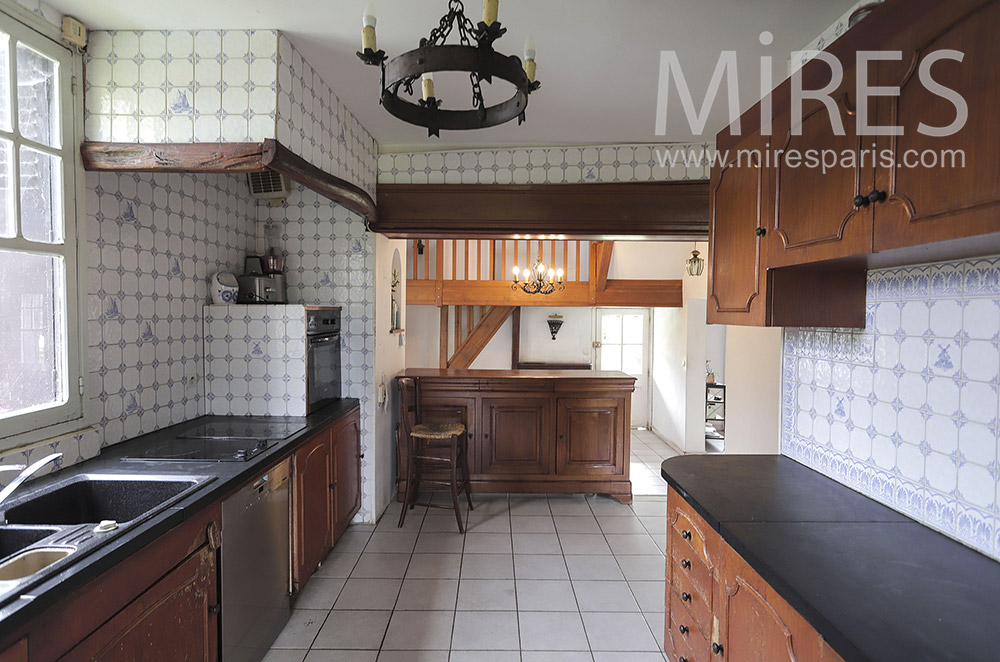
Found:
[377,143,714,186]
[783,255,1000,561]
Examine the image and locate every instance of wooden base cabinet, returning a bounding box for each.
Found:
[665,487,844,662]
[397,370,635,503]
[293,407,362,590]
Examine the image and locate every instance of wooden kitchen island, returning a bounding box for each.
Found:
[396,369,636,503]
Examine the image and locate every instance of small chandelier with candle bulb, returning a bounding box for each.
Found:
[357,0,541,137]
[512,248,564,296]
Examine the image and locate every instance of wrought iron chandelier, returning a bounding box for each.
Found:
[512,249,564,296]
[357,0,541,137]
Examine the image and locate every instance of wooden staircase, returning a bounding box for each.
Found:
[440,305,515,369]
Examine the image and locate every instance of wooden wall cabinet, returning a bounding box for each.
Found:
[665,487,844,662]
[710,0,1000,327]
[293,407,363,589]
[397,371,635,503]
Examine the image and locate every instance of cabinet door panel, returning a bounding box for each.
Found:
[717,543,820,662]
[480,397,551,476]
[555,398,624,476]
[63,545,218,661]
[769,67,875,267]
[293,432,332,590]
[874,0,1000,250]
[332,413,362,541]
[708,133,768,325]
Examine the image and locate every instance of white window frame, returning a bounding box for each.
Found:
[0,1,87,450]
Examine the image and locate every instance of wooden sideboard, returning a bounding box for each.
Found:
[396,369,636,503]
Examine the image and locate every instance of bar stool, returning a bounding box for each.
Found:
[397,377,474,532]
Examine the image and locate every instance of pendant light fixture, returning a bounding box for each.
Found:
[686,249,705,277]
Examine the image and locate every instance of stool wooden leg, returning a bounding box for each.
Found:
[461,432,474,511]
[449,434,465,534]
[398,434,415,528]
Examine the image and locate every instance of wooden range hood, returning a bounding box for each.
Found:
[81,139,377,222]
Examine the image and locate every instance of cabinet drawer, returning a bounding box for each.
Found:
[668,603,710,662]
[668,497,717,571]
[670,546,712,605]
[670,564,713,641]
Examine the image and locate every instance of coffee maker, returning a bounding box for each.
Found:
[237,251,287,303]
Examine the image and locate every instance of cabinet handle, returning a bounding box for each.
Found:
[713,643,724,655]
[680,658,689,662]
[330,482,337,490]
[754,227,766,237]
[682,592,692,603]
[681,559,691,570]
[484,433,489,439]
[209,604,220,614]
[681,530,692,540]
[678,624,689,635]
[853,194,870,207]
[868,189,887,204]
[359,453,365,459]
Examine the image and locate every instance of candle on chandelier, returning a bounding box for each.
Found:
[512,266,520,283]
[523,36,536,83]
[421,72,435,100]
[362,2,377,52]
[556,268,564,283]
[483,0,498,25]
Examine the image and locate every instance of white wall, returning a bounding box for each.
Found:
[609,242,696,280]
[723,326,782,454]
[651,307,686,448]
[519,308,593,364]
[404,305,440,368]
[374,236,407,519]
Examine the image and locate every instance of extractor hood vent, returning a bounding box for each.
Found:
[247,170,290,205]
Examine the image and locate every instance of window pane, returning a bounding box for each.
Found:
[16,42,59,148]
[0,139,13,238]
[601,347,621,372]
[0,33,11,132]
[622,314,644,344]
[622,345,643,376]
[20,146,62,243]
[601,315,621,344]
[0,250,66,419]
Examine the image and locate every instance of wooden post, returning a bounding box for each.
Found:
[423,241,430,280]
[412,240,418,279]
[575,241,581,281]
[511,307,521,369]
[439,306,449,368]
[451,240,457,280]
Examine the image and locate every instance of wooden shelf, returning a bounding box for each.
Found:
[389,328,405,335]
[80,139,377,222]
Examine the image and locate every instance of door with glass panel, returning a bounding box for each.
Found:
[595,309,650,427]
[0,16,81,441]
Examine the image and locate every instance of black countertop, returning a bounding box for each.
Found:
[0,398,360,638]
[661,455,1000,662]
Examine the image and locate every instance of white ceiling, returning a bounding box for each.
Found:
[49,0,856,151]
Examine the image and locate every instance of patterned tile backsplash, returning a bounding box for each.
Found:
[203,305,308,417]
[783,256,1000,560]
[377,143,713,185]
[257,183,376,523]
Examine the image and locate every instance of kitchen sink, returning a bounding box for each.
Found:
[0,547,74,581]
[2,474,214,526]
[0,526,61,559]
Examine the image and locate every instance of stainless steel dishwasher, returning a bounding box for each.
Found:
[222,459,291,662]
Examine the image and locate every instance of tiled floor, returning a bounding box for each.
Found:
[629,429,681,496]
[265,492,671,661]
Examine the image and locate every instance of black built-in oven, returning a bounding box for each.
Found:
[306,307,342,413]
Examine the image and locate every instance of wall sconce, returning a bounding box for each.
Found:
[686,249,705,277]
[547,314,563,340]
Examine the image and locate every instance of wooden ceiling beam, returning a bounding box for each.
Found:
[80,139,378,222]
[374,181,709,239]
[407,279,682,308]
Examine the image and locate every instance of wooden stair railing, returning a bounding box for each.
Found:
[441,305,516,369]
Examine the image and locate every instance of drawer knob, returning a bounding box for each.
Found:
[678,624,689,635]
[681,559,691,570]
[682,591,692,603]
[853,194,869,208]
[681,530,692,540]
[713,642,724,656]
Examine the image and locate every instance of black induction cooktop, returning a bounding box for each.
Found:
[120,418,308,462]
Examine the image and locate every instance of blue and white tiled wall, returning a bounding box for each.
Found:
[257,185,377,522]
[203,305,308,417]
[377,143,713,185]
[783,256,1000,560]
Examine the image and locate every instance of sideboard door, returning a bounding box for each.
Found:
[555,397,626,476]
[479,397,552,476]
